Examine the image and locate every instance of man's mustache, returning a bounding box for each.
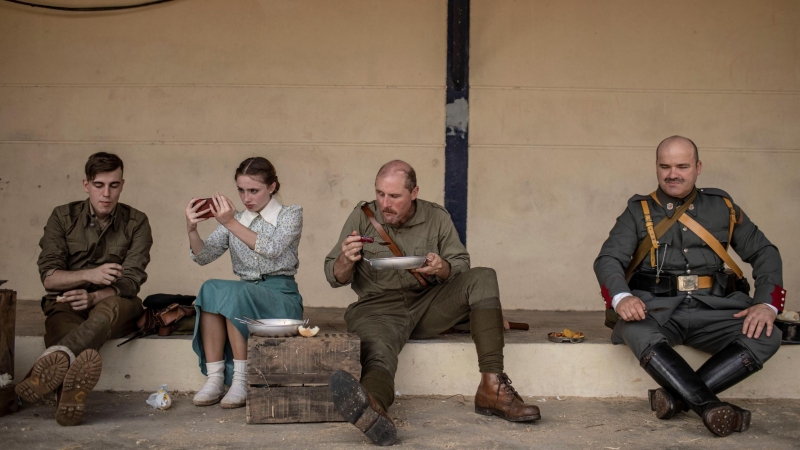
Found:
[665,177,684,183]
[382,209,397,215]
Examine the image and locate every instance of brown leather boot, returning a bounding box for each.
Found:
[330,370,397,446]
[56,349,102,426]
[474,373,541,422]
[15,346,74,404]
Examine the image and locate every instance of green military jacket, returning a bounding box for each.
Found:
[324,199,470,300]
[38,199,153,299]
[594,186,785,324]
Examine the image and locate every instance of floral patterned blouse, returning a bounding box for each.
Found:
[190,200,303,280]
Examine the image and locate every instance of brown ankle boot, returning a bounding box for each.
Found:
[474,373,541,422]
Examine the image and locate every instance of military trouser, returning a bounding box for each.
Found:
[42,295,143,354]
[344,267,504,409]
[612,296,781,368]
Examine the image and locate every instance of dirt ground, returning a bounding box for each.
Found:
[1,391,799,449]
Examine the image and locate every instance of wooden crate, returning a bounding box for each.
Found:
[246,333,360,424]
[0,290,17,418]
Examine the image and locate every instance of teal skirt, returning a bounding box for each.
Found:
[192,276,303,386]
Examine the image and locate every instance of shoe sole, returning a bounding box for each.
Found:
[649,389,677,420]
[703,404,738,437]
[193,396,222,406]
[329,370,396,446]
[220,398,246,409]
[731,405,751,433]
[56,349,102,427]
[474,405,541,422]
[15,352,69,403]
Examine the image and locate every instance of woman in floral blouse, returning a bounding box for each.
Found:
[184,157,303,408]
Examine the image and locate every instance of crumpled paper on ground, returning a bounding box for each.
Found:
[146,384,172,410]
[0,373,12,387]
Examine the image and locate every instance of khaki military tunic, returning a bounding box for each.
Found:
[324,200,500,378]
[37,199,152,351]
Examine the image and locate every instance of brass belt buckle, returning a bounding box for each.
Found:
[677,275,699,292]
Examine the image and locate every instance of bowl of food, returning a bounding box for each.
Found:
[363,256,427,271]
[246,319,304,337]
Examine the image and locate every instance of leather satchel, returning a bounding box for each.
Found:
[117,303,196,347]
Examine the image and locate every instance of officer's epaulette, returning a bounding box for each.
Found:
[628,193,653,203]
[354,200,373,210]
[420,199,450,214]
[696,187,732,201]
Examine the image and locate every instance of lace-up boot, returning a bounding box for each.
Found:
[474,373,541,422]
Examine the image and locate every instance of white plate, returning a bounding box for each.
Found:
[364,256,427,270]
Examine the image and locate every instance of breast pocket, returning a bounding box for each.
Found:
[66,239,88,267]
[412,237,440,258]
[66,239,87,255]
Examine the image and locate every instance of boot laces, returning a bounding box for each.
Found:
[496,373,518,398]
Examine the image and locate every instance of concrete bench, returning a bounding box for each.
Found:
[12,300,800,399]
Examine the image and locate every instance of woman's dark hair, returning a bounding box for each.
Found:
[85,152,124,181]
[235,157,280,194]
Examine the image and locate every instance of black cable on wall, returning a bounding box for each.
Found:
[2,0,174,12]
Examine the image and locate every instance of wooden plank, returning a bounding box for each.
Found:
[247,333,361,386]
[246,385,344,424]
[0,290,16,377]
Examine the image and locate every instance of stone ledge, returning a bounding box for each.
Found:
[12,301,800,399]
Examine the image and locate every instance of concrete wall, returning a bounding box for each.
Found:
[0,0,446,308]
[469,0,800,310]
[1,1,798,311]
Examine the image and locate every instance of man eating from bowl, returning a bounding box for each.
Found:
[16,152,152,426]
[323,160,540,446]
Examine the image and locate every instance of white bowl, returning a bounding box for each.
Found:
[246,319,304,337]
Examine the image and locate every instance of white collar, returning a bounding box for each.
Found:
[237,197,283,227]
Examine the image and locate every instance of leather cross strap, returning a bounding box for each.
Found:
[648,192,744,279]
[640,201,658,267]
[361,204,428,287]
[624,189,697,282]
[723,197,735,250]
[678,215,743,279]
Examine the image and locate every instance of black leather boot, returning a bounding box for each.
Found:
[640,342,741,437]
[649,342,758,432]
[695,342,758,432]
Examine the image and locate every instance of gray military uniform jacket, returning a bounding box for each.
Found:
[594,187,785,325]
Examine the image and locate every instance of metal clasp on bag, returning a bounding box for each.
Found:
[677,275,699,292]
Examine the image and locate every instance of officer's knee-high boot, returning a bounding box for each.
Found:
[641,342,741,437]
[650,342,757,431]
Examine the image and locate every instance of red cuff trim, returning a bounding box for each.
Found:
[771,285,786,313]
[601,284,612,309]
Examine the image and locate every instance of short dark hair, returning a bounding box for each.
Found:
[85,152,124,181]
[235,157,280,193]
[376,160,417,192]
[657,135,699,162]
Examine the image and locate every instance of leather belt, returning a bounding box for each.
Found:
[630,271,712,297]
[676,275,712,291]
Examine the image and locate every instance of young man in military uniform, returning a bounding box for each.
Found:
[324,160,539,446]
[594,136,784,437]
[16,152,152,426]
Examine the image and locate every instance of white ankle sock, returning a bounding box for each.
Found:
[232,359,247,386]
[194,360,225,405]
[221,359,247,408]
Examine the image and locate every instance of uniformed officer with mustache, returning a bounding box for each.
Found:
[594,136,785,437]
